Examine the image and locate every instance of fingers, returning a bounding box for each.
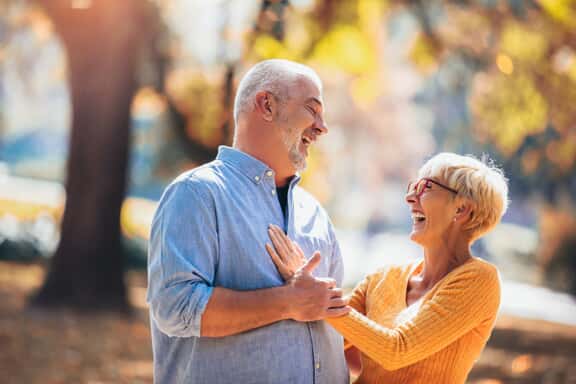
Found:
[268,227,291,260]
[266,243,290,277]
[325,306,351,318]
[268,225,319,269]
[270,225,295,255]
[329,297,348,308]
[265,242,279,262]
[292,241,307,264]
[317,276,337,289]
[301,251,321,274]
[330,288,344,298]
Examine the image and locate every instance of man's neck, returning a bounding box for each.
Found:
[234,138,296,187]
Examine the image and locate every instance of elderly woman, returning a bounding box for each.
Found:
[266,152,508,384]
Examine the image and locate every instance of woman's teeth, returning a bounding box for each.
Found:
[411,212,426,223]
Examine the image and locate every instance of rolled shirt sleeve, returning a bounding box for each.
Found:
[146,178,217,337]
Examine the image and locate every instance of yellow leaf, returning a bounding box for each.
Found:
[496,54,514,75]
[311,25,377,75]
[253,35,296,61]
[409,34,438,74]
[500,22,548,64]
[350,75,380,108]
[471,73,548,155]
[538,0,576,28]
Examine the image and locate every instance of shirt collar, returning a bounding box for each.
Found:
[216,146,301,185]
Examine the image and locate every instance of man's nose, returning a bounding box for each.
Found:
[314,117,328,135]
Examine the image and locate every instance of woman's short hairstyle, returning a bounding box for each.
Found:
[417,152,509,240]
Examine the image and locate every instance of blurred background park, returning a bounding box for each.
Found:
[0,0,575,383]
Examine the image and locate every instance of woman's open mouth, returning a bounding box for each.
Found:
[411,211,426,224]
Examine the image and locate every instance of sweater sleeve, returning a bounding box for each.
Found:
[343,274,371,350]
[328,264,500,370]
[347,274,370,315]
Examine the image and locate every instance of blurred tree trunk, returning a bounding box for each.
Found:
[219,64,235,146]
[31,0,146,311]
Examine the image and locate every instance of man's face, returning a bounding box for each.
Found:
[275,77,327,172]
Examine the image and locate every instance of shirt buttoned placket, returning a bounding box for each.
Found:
[259,169,285,233]
[265,169,276,196]
[313,323,322,383]
[260,167,321,383]
[284,176,321,383]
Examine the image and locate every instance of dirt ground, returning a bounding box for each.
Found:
[1,261,575,384]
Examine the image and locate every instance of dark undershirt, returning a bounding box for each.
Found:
[276,184,290,220]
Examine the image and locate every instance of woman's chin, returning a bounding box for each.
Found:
[409,231,425,245]
[410,228,430,247]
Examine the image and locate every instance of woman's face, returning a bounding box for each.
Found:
[405,177,459,247]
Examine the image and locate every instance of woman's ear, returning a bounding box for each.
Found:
[453,201,472,223]
[254,91,276,122]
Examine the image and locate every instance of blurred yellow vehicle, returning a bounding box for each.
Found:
[0,172,157,242]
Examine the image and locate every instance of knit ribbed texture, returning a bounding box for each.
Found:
[327,257,500,384]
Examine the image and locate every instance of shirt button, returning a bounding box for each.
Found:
[266,170,273,177]
[254,176,260,182]
[271,189,276,195]
[315,363,320,369]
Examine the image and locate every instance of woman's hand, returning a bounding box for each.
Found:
[266,224,307,281]
[345,346,363,378]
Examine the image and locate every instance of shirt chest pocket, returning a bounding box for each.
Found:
[295,234,332,276]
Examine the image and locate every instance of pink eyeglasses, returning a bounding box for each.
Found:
[406,178,458,199]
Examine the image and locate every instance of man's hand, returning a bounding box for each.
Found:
[285,252,350,321]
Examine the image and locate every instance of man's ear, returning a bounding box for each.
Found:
[254,91,276,122]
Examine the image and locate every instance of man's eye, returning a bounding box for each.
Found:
[307,106,317,116]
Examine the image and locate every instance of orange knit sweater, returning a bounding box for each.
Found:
[327,257,500,384]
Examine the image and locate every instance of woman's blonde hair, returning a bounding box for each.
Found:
[417,152,509,240]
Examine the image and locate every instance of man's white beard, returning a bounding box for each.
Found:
[282,128,306,172]
[288,143,306,172]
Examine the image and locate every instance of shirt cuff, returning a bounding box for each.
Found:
[189,284,214,337]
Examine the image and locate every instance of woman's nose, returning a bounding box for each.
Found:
[405,191,416,204]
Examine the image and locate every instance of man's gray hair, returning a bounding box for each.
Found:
[233,59,322,124]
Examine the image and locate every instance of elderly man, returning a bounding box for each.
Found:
[147,59,349,383]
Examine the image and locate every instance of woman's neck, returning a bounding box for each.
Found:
[419,239,472,289]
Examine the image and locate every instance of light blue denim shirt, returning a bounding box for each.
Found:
[147,146,348,384]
